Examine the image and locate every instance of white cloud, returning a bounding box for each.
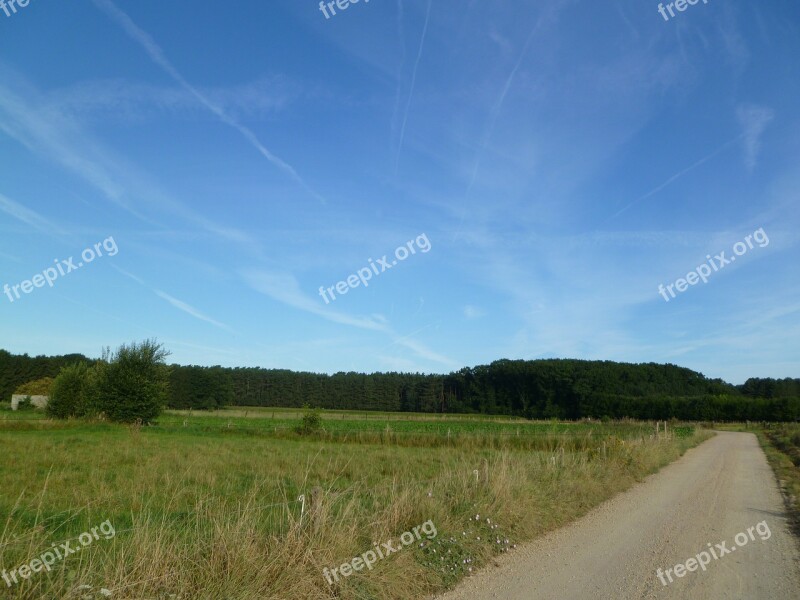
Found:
[737,104,774,171]
[463,305,484,319]
[154,290,236,334]
[0,74,261,252]
[239,268,456,367]
[0,192,65,235]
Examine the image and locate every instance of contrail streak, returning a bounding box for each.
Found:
[395,0,432,174]
[91,0,325,204]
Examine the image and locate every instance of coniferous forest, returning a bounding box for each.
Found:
[1,349,797,421]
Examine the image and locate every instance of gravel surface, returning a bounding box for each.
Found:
[436,432,800,600]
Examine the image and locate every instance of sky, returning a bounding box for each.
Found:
[0,0,798,384]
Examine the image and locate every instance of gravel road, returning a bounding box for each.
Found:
[437,432,800,600]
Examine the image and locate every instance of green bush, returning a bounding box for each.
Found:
[294,404,322,435]
[96,340,170,424]
[48,362,101,419]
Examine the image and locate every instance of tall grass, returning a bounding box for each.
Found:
[0,418,710,599]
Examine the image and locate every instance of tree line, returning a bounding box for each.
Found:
[1,343,170,423]
[1,348,798,421]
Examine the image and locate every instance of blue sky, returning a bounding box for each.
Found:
[1,0,798,383]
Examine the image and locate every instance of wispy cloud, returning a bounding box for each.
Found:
[607,135,742,221]
[110,264,236,333]
[0,72,261,253]
[0,78,146,220]
[0,192,65,235]
[0,191,238,339]
[390,0,407,142]
[240,268,388,332]
[463,305,484,319]
[488,28,513,55]
[239,268,456,366]
[47,77,297,122]
[737,104,774,171]
[453,2,566,241]
[393,335,454,367]
[0,250,21,263]
[395,0,432,173]
[90,0,325,204]
[154,290,236,334]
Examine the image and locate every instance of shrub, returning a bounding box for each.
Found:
[295,404,322,435]
[96,340,170,424]
[673,426,695,438]
[48,362,101,419]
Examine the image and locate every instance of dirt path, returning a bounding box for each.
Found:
[437,432,800,600]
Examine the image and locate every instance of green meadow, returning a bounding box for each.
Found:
[0,407,710,600]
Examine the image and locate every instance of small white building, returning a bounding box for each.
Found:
[11,394,49,410]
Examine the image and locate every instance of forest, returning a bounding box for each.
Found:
[1,349,798,421]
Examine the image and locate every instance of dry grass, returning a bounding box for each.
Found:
[0,418,710,599]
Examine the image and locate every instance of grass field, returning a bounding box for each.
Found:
[0,406,710,600]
